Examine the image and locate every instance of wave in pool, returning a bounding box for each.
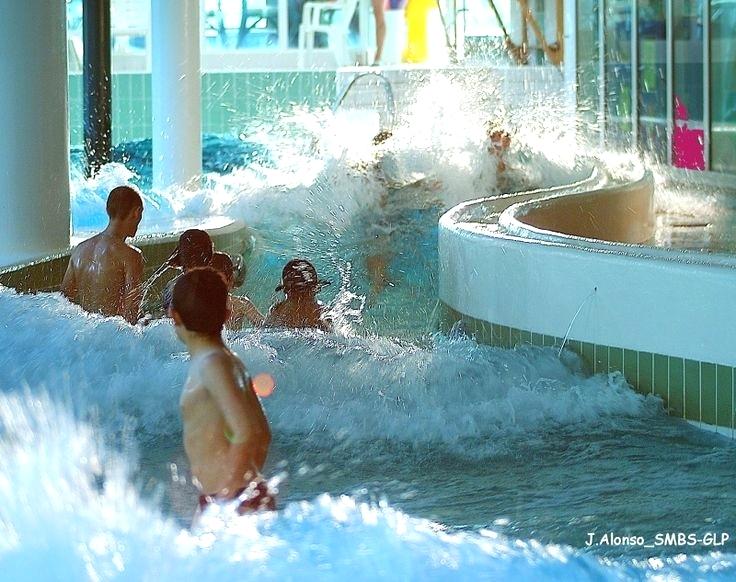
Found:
[0,392,733,581]
[0,287,660,457]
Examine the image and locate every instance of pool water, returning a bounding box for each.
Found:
[3,89,736,579]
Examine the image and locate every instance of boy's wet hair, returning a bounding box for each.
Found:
[177,229,214,270]
[107,186,143,219]
[172,267,228,335]
[211,251,236,286]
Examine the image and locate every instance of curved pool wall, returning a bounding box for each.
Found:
[0,218,250,293]
[439,163,736,434]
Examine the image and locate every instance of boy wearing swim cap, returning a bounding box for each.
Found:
[139,228,216,319]
[263,259,332,331]
[170,267,274,523]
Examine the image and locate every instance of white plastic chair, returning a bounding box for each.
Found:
[298,0,360,67]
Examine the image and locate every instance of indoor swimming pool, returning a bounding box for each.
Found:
[2,81,736,580]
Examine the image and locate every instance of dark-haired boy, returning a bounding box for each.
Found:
[170,267,274,522]
[61,185,144,323]
[156,228,215,314]
[264,259,332,331]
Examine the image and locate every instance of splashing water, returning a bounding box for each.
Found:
[6,74,736,578]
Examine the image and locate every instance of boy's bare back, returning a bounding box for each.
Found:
[61,234,143,322]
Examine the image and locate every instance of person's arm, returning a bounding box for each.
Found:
[240,296,265,327]
[262,304,281,328]
[204,354,271,487]
[60,254,78,302]
[122,249,144,324]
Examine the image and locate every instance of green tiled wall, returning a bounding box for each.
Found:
[441,303,736,433]
[68,71,336,147]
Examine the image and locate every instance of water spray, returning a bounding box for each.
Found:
[557,286,597,357]
[138,247,180,314]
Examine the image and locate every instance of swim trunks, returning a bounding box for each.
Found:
[198,481,276,515]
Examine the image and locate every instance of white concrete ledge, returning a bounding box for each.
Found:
[439,162,736,368]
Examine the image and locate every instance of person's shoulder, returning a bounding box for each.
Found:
[200,350,243,386]
[122,242,143,260]
[73,234,99,253]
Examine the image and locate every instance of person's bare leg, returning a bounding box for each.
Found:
[372,0,386,64]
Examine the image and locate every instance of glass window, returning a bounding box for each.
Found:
[637,0,666,161]
[203,0,280,50]
[604,0,633,148]
[672,0,704,169]
[112,0,150,53]
[577,0,601,135]
[711,0,736,172]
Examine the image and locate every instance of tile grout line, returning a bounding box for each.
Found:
[694,359,699,426]
[715,365,719,435]
[698,362,704,424]
[667,355,671,414]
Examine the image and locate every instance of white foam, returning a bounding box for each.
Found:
[0,393,732,581]
[0,287,659,456]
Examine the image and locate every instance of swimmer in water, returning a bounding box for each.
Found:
[160,229,215,313]
[263,259,332,331]
[210,251,265,329]
[486,123,512,175]
[61,185,144,324]
[170,267,274,524]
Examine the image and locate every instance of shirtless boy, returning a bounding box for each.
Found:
[61,185,144,323]
[264,259,332,331]
[210,251,264,328]
[170,268,274,520]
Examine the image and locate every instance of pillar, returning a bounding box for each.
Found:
[0,1,71,264]
[151,0,202,191]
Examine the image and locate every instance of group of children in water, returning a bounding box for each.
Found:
[57,122,513,523]
[61,184,332,523]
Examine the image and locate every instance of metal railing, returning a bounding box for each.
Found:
[333,71,396,131]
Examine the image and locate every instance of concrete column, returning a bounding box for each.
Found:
[151,0,202,191]
[0,1,70,265]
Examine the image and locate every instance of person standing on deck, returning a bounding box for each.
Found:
[61,185,144,324]
[372,0,387,65]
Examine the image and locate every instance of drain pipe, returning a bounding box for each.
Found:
[151,0,202,191]
[83,0,112,177]
[0,1,70,264]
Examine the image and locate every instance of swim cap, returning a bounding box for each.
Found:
[275,259,330,292]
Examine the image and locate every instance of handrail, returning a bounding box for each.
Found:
[333,71,396,131]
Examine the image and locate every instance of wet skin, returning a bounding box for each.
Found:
[264,290,332,332]
[178,341,271,496]
[61,210,144,324]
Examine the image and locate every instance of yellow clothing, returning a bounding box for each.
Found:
[402,0,435,63]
